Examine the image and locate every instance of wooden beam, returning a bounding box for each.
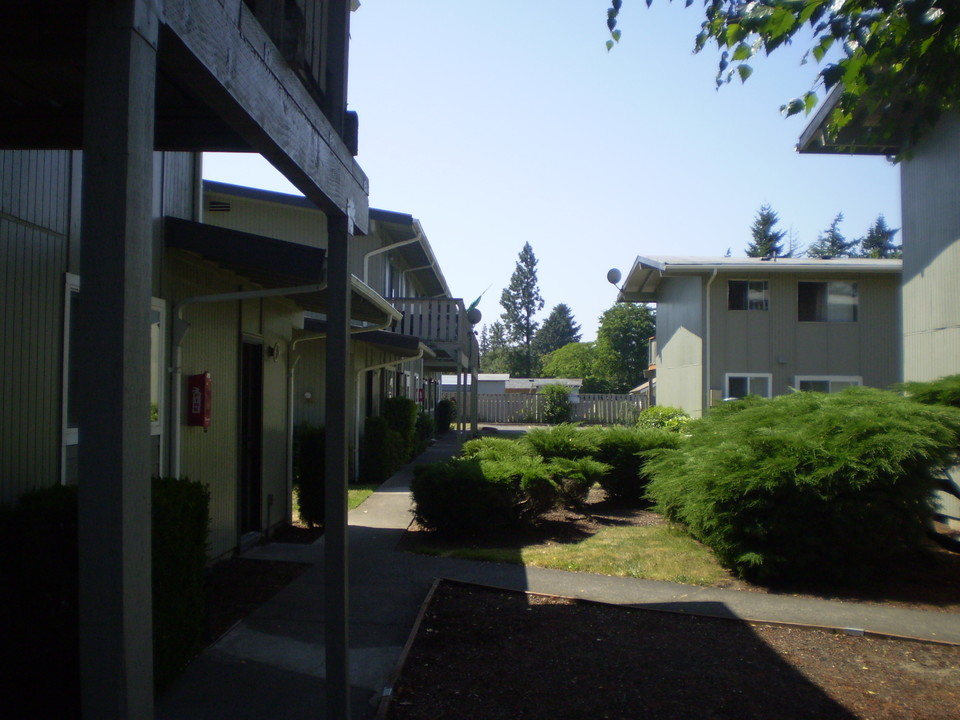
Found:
[324,215,353,718]
[161,0,369,231]
[76,1,158,718]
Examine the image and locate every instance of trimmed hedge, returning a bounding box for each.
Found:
[383,396,419,462]
[436,398,457,434]
[415,412,435,456]
[360,415,406,483]
[294,425,325,527]
[411,457,515,535]
[0,477,210,715]
[646,388,960,583]
[521,423,598,460]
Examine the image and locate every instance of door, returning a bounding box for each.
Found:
[239,340,264,534]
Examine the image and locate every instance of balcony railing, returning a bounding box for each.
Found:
[390,297,467,344]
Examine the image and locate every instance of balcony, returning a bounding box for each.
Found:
[389,297,479,371]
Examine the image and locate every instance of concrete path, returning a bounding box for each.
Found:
[157,430,960,719]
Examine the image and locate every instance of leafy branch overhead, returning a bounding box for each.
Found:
[606,1,960,155]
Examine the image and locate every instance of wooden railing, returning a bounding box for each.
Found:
[390,297,468,346]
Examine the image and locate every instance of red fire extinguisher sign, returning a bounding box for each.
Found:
[187,372,211,428]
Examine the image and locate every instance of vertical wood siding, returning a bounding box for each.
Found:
[901,112,960,383]
[203,192,327,248]
[0,151,72,503]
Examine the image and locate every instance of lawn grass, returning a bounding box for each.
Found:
[347,483,380,510]
[409,524,731,586]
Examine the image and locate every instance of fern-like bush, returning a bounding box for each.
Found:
[899,374,960,409]
[646,387,960,583]
[522,423,597,460]
[546,457,611,506]
[411,457,516,535]
[584,425,681,502]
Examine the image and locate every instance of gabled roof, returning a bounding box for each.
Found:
[797,85,901,156]
[617,255,902,303]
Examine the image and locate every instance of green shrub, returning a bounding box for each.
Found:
[384,396,419,461]
[436,398,457,434]
[586,426,681,502]
[294,425,326,527]
[414,412,435,456]
[646,387,960,583]
[546,457,611,506]
[1,477,211,712]
[462,436,529,462]
[411,457,515,535]
[636,405,691,432]
[152,476,211,690]
[541,384,573,424]
[522,423,597,460]
[360,416,406,483]
[899,374,960,409]
[480,455,559,519]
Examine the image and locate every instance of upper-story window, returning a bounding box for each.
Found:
[728,280,768,311]
[798,281,858,322]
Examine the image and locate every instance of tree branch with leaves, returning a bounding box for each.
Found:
[607,1,960,155]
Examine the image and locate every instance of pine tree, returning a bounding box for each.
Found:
[807,213,856,258]
[858,215,901,259]
[745,205,788,258]
[533,304,582,363]
[499,242,544,377]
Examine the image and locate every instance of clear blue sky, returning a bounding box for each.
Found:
[203,1,901,342]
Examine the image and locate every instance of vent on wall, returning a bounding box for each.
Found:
[208,200,231,212]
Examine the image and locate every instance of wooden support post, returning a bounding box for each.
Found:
[76,1,158,718]
[324,214,353,718]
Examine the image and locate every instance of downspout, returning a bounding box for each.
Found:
[362,229,422,285]
[168,282,327,479]
[704,268,718,414]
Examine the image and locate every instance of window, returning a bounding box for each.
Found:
[725,373,772,399]
[62,274,165,482]
[795,376,862,393]
[798,281,858,322]
[728,280,769,311]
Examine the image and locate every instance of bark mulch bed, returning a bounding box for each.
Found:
[385,580,960,720]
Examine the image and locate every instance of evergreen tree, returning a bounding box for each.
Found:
[807,213,856,258]
[533,304,582,363]
[745,205,788,258]
[499,242,544,377]
[480,321,518,374]
[858,215,901,259]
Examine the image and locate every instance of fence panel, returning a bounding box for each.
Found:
[446,393,645,425]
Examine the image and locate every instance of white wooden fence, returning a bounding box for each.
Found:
[445,393,646,425]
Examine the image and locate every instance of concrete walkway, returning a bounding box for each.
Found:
[157,430,960,719]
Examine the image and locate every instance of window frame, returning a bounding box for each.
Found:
[794,375,862,393]
[727,279,769,312]
[724,372,773,400]
[797,280,859,323]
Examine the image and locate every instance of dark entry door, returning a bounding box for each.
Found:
[239,340,263,534]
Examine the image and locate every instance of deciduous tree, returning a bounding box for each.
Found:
[606,1,960,156]
[593,303,655,394]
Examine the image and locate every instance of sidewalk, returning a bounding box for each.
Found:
[157,430,960,719]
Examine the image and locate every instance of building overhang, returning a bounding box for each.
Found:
[369,209,451,298]
[301,317,434,360]
[797,85,902,157]
[165,217,400,325]
[0,0,369,230]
